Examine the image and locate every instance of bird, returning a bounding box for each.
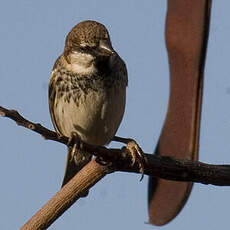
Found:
[48,20,129,188]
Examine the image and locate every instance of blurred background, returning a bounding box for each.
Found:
[0,1,230,229]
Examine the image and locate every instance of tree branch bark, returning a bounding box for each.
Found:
[21,160,108,230]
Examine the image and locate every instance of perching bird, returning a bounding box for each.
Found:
[49,20,128,187]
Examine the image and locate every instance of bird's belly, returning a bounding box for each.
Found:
[54,87,126,145]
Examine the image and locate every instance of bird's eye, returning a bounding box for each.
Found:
[80,43,97,50]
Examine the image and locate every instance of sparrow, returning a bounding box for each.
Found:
[49,20,128,187]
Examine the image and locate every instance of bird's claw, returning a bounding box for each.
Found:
[68,132,82,162]
[126,140,146,181]
[70,143,77,162]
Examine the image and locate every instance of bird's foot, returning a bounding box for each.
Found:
[113,136,146,181]
[67,132,82,162]
[126,140,146,181]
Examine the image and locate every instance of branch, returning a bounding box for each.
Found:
[1,105,230,186]
[1,105,230,229]
[21,159,108,230]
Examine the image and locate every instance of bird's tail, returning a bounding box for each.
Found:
[61,146,92,187]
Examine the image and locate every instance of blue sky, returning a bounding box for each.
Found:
[0,1,230,229]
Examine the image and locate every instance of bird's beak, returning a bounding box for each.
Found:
[99,40,115,56]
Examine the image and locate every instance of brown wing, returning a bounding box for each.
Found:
[113,53,128,87]
[48,56,63,135]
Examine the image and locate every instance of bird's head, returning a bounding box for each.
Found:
[64,20,114,62]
